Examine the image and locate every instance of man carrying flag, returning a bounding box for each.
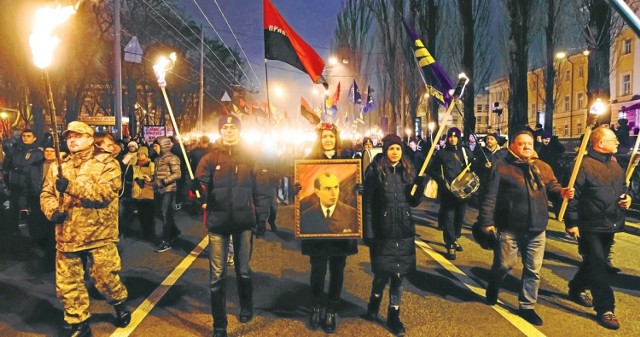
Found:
[263,0,328,88]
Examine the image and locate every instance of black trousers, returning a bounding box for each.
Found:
[309,256,347,304]
[438,193,468,245]
[570,231,615,314]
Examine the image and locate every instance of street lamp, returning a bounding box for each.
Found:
[405,128,412,145]
[556,51,575,137]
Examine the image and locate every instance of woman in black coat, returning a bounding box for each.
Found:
[298,123,358,333]
[363,134,424,336]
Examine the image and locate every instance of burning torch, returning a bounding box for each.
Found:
[153,53,200,198]
[29,4,77,205]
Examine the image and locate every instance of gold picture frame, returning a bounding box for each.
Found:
[294,159,362,239]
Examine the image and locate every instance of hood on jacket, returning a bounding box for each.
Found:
[156,136,173,155]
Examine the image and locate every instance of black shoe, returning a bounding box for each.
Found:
[386,306,406,336]
[365,295,382,322]
[238,307,254,323]
[606,265,621,274]
[154,241,171,253]
[309,304,322,329]
[67,322,92,337]
[454,241,463,252]
[170,229,182,244]
[445,245,456,260]
[485,283,499,305]
[114,303,131,327]
[518,309,543,326]
[568,288,593,307]
[322,311,337,333]
[212,328,228,337]
[597,311,620,330]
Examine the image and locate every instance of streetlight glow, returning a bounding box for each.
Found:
[274,86,284,98]
[590,98,606,116]
[328,56,338,65]
[555,51,567,60]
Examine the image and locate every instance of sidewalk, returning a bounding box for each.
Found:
[413,199,640,236]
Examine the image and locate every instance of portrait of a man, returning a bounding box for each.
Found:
[294,159,362,239]
[300,173,358,234]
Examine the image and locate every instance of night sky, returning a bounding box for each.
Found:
[180,0,343,111]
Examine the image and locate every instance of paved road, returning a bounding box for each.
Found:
[1,200,639,337]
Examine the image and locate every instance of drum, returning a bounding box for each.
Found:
[448,171,480,200]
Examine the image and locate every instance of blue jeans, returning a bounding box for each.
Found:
[489,230,546,309]
[371,273,403,307]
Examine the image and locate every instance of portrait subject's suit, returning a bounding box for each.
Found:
[300,201,357,234]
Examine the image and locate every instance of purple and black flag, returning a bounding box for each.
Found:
[348,80,362,104]
[363,86,375,114]
[402,18,454,107]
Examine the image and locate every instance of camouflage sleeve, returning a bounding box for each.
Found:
[40,163,60,220]
[65,157,121,204]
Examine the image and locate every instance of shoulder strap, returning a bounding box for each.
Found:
[461,147,469,166]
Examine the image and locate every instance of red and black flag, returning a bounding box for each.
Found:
[300,97,320,125]
[264,0,328,88]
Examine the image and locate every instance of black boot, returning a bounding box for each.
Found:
[365,294,382,322]
[113,302,131,327]
[386,306,406,336]
[210,283,228,336]
[237,277,254,323]
[67,321,92,337]
[322,299,338,333]
[445,244,456,260]
[309,302,322,329]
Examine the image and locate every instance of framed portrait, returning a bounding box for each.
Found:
[294,159,362,239]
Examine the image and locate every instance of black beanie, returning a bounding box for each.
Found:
[218,114,242,131]
[382,134,403,154]
[447,127,461,138]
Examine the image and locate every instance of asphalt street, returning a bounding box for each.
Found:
[0,200,639,337]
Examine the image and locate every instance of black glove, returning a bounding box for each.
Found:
[292,183,302,197]
[254,222,266,237]
[413,175,427,187]
[56,176,69,193]
[50,211,67,224]
[135,178,145,188]
[354,183,364,195]
[152,180,164,189]
[189,178,202,193]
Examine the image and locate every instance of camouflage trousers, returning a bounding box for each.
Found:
[56,243,128,324]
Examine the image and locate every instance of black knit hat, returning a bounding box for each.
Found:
[447,127,461,138]
[382,134,403,154]
[218,114,242,131]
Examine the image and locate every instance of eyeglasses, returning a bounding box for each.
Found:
[601,138,619,143]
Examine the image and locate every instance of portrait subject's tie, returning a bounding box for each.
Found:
[326,209,331,219]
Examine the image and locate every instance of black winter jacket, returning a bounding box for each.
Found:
[428,144,474,196]
[565,148,626,233]
[195,140,270,234]
[300,151,358,257]
[478,153,563,232]
[363,154,422,275]
[2,141,44,196]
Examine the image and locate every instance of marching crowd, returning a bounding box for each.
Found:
[0,116,633,337]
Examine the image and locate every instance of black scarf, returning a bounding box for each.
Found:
[507,149,543,191]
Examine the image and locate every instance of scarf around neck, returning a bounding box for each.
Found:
[507,148,543,191]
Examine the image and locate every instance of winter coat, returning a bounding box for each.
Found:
[132,158,155,200]
[363,153,422,275]
[3,141,44,195]
[565,148,626,233]
[300,151,358,257]
[478,153,563,232]
[428,143,475,198]
[154,137,181,193]
[195,140,270,234]
[40,148,121,252]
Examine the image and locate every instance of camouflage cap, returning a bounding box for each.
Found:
[63,121,94,136]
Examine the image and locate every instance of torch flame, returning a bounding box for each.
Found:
[153,52,177,88]
[29,5,77,69]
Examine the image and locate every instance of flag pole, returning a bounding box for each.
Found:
[411,74,469,196]
[264,59,272,128]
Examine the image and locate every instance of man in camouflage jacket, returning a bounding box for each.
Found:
[40,121,130,337]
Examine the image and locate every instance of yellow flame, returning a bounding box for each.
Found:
[30,5,77,69]
[153,52,177,87]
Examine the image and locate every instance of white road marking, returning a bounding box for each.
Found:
[414,239,546,337]
[110,236,209,337]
